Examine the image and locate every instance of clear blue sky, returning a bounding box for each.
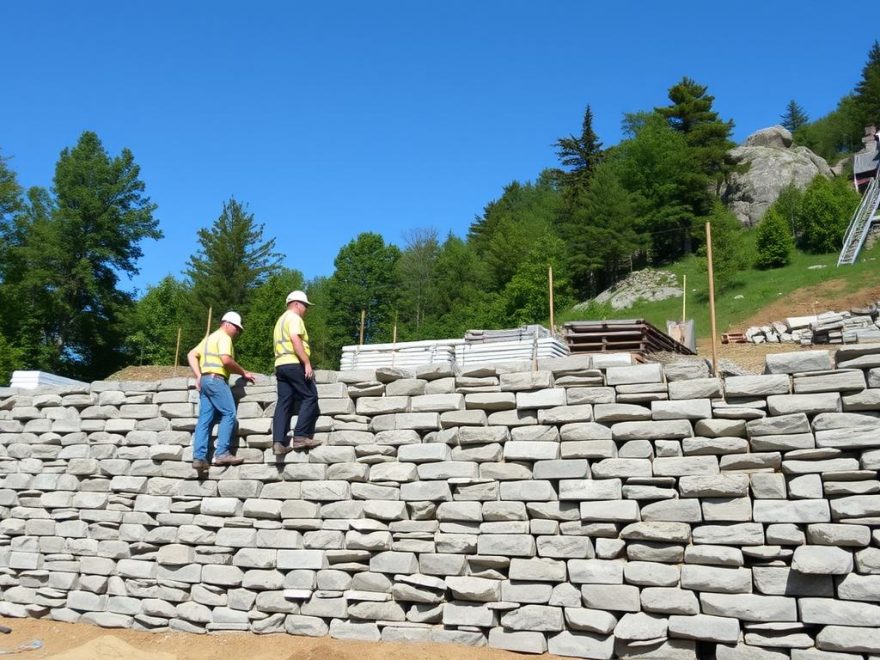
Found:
[2,2,876,295]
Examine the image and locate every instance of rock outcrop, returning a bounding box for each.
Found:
[721,125,834,226]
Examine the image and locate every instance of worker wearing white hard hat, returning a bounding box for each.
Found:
[271,290,321,454]
[187,311,255,471]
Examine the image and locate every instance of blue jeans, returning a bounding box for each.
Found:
[193,376,236,460]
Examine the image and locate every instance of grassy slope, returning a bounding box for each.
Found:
[557,241,880,340]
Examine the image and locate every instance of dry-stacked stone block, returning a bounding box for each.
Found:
[1,346,880,657]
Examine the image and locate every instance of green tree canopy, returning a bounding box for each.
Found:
[325,233,401,363]
[185,198,282,321]
[0,132,161,378]
[395,228,440,336]
[796,176,860,253]
[755,207,794,269]
[124,276,192,366]
[233,268,305,373]
[696,202,750,292]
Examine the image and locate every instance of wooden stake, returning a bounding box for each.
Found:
[359,309,366,346]
[706,222,719,376]
[548,265,555,333]
[393,311,398,344]
[681,274,687,324]
[205,307,213,337]
[174,327,182,373]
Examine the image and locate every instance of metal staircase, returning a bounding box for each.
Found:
[838,175,880,266]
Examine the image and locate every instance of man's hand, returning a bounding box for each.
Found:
[242,371,256,384]
[304,363,314,380]
[194,375,202,392]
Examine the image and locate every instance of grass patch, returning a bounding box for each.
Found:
[557,241,880,338]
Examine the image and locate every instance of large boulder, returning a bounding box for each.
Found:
[720,125,833,226]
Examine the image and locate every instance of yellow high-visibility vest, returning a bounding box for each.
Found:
[274,310,310,367]
[198,329,232,378]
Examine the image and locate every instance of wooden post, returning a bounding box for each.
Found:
[174,327,182,373]
[548,265,555,333]
[681,274,687,324]
[706,222,719,376]
[205,307,213,337]
[393,311,398,344]
[359,309,366,346]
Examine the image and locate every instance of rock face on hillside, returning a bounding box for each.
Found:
[576,269,681,310]
[720,125,834,226]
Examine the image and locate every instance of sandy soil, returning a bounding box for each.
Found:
[737,278,880,329]
[0,617,567,660]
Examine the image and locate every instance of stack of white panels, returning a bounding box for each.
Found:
[455,336,569,366]
[339,339,462,371]
[9,370,88,389]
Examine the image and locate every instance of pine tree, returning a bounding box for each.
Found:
[755,208,794,269]
[185,198,282,321]
[656,77,739,199]
[855,41,880,128]
[554,105,603,190]
[780,100,809,133]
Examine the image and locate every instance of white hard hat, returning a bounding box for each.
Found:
[221,311,244,330]
[286,290,312,306]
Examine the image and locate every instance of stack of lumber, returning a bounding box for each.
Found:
[562,319,695,356]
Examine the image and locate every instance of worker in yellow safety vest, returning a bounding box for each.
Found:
[271,290,321,454]
[187,311,255,471]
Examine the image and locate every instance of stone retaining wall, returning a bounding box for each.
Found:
[1,347,879,658]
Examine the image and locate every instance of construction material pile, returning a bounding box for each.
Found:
[743,303,880,345]
[341,326,568,371]
[564,319,695,356]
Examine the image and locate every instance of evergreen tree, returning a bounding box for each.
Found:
[467,175,562,289]
[780,100,809,133]
[755,208,794,269]
[614,114,704,261]
[557,161,645,298]
[0,132,161,378]
[656,77,738,198]
[854,41,880,128]
[186,198,282,321]
[553,105,603,190]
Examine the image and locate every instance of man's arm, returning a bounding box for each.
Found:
[221,355,255,383]
[187,347,203,391]
[291,335,313,380]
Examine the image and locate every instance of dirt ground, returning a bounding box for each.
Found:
[737,278,880,330]
[0,617,567,660]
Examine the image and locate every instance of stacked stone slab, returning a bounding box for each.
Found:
[0,347,879,658]
[745,304,880,345]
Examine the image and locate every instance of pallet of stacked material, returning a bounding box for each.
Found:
[339,339,460,370]
[562,319,694,355]
[9,370,88,389]
[464,325,550,343]
[455,336,569,366]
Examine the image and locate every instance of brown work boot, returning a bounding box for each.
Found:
[192,459,209,471]
[292,436,321,451]
[214,454,244,466]
[273,443,294,456]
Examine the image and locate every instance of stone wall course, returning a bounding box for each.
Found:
[2,358,880,654]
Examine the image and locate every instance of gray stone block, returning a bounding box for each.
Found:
[765,350,833,374]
